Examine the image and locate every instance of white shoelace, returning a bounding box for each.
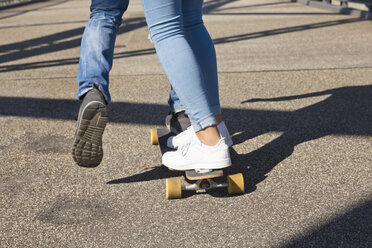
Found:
[180,142,191,157]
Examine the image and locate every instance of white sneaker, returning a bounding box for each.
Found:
[162,135,232,171]
[167,126,194,149]
[167,121,233,149]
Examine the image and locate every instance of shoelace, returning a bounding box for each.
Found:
[180,142,191,157]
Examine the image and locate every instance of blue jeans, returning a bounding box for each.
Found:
[77,0,221,131]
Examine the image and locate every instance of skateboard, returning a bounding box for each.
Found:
[151,128,244,199]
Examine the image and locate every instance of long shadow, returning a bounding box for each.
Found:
[106,84,372,186]
[3,84,366,187]
[0,0,69,21]
[1,88,370,240]
[1,16,365,72]
[202,0,239,14]
[1,0,366,70]
[213,17,365,45]
[281,198,372,247]
[0,97,167,125]
[1,0,368,70]
[211,1,295,12]
[0,48,156,72]
[0,0,235,66]
[0,16,147,64]
[208,12,341,16]
[0,20,87,30]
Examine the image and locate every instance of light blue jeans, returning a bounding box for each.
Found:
[77,0,221,131]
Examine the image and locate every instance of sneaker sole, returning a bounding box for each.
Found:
[163,159,232,171]
[72,101,108,167]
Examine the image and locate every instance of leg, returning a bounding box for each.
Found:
[182,0,226,145]
[141,0,216,132]
[77,0,129,103]
[169,0,220,116]
[141,0,231,170]
[182,0,221,117]
[166,0,232,149]
[72,0,129,167]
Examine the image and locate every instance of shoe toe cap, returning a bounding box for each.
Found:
[162,151,177,167]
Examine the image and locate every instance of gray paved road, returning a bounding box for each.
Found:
[1,0,371,247]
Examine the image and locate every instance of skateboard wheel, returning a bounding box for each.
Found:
[227,173,244,195]
[166,178,182,199]
[151,129,158,145]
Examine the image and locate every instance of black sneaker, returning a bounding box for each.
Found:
[165,110,191,134]
[72,83,108,167]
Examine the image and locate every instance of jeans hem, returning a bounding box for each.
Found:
[77,82,110,104]
[174,108,186,113]
[191,114,216,132]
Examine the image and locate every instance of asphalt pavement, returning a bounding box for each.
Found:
[0,0,371,247]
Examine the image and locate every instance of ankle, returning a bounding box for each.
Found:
[196,126,221,146]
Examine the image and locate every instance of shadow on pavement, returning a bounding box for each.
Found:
[1,85,371,187]
[0,0,68,20]
[208,12,341,16]
[0,16,147,65]
[231,84,372,192]
[106,84,372,190]
[72,85,372,188]
[212,17,364,45]
[0,17,365,72]
[0,20,87,30]
[1,82,371,244]
[0,0,236,66]
[1,0,366,71]
[202,0,239,14]
[208,1,294,12]
[281,198,372,247]
[1,86,370,244]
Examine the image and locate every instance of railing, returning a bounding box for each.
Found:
[294,0,372,19]
[0,0,31,7]
[318,0,372,11]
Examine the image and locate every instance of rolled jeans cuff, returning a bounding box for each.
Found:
[191,114,216,132]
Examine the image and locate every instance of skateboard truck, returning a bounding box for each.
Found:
[166,172,244,199]
[182,178,227,191]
